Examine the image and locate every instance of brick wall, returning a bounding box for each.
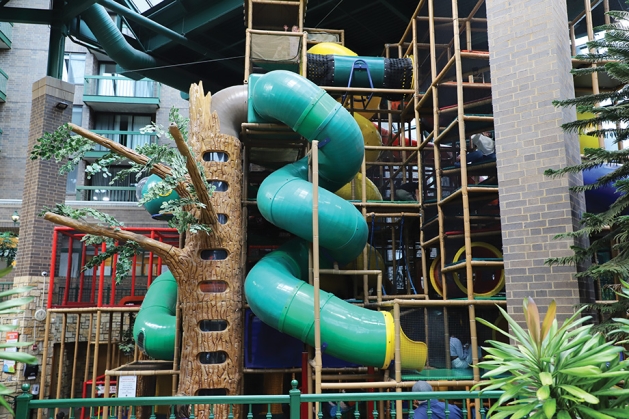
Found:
[13,77,74,278]
[486,0,593,323]
[0,15,50,201]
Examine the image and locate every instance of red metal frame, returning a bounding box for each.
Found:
[47,227,180,309]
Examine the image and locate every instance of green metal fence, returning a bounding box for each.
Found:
[0,68,8,102]
[15,381,502,419]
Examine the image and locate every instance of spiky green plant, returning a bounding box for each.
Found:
[474,298,629,419]
[0,287,38,414]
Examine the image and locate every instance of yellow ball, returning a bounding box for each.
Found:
[307,42,358,56]
[335,173,383,201]
[354,114,382,164]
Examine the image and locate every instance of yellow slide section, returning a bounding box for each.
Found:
[383,311,427,370]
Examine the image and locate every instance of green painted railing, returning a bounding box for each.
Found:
[15,381,503,419]
[91,130,157,152]
[75,186,137,202]
[0,68,8,102]
[84,75,160,99]
[0,22,12,49]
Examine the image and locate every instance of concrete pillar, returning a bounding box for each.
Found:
[11,76,74,394]
[486,0,593,323]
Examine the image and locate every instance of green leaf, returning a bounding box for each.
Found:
[559,385,599,404]
[542,398,556,419]
[1,350,38,364]
[575,405,615,419]
[596,409,629,419]
[559,365,602,376]
[540,372,553,386]
[537,385,550,401]
[556,410,570,419]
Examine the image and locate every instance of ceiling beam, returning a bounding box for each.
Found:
[60,0,100,22]
[0,7,54,24]
[145,0,241,51]
[98,0,219,58]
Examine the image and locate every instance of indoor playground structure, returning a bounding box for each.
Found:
[30,0,624,417]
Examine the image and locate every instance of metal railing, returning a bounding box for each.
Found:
[0,22,12,48]
[15,382,502,419]
[75,186,137,202]
[83,75,160,99]
[55,286,148,306]
[91,130,157,151]
[0,68,8,102]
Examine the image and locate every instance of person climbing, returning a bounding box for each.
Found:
[411,381,463,419]
[395,181,419,201]
[455,131,495,167]
[450,335,473,369]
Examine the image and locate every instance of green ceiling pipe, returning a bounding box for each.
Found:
[97,0,218,59]
[81,4,197,92]
[133,270,177,360]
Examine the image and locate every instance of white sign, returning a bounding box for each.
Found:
[117,376,137,398]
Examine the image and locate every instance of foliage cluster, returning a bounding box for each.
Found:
[0,287,38,413]
[30,108,213,282]
[0,232,18,266]
[543,9,629,333]
[476,297,629,419]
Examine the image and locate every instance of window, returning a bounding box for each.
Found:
[66,166,78,195]
[62,53,86,85]
[87,165,138,202]
[72,105,83,125]
[94,113,153,149]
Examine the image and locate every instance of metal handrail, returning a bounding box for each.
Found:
[16,383,503,419]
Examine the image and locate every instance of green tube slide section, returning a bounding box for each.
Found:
[133,271,177,361]
[245,70,395,368]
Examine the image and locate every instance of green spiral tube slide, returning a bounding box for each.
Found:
[133,271,177,360]
[245,70,425,369]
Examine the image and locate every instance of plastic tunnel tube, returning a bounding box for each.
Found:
[245,70,426,369]
[247,237,395,367]
[133,271,177,360]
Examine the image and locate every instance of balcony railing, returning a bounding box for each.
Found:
[0,69,7,102]
[91,129,157,151]
[83,75,160,112]
[0,22,12,49]
[84,75,159,98]
[76,186,137,202]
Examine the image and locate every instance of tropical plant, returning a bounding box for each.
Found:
[0,286,38,413]
[474,298,629,419]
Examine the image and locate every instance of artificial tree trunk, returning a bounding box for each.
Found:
[44,83,244,419]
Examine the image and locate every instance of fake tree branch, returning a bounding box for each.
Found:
[43,212,182,264]
[68,123,191,200]
[169,123,217,227]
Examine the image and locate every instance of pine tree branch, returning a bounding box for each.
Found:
[43,212,182,263]
[169,123,218,227]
